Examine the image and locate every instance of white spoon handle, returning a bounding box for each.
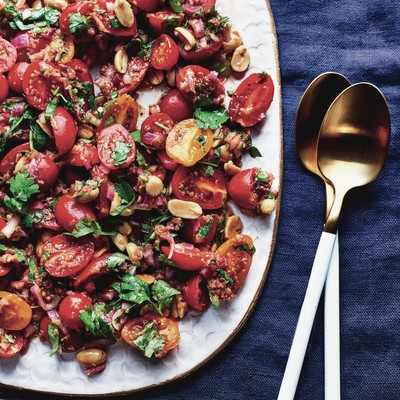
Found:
[278,231,336,400]
[324,234,341,400]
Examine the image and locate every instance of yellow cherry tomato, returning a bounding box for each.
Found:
[0,291,33,330]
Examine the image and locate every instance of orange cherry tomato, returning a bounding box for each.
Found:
[215,234,254,292]
[0,291,32,330]
[121,314,180,357]
[165,119,212,166]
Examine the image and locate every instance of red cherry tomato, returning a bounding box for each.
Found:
[59,293,93,331]
[184,214,218,244]
[11,31,51,62]
[178,36,223,63]
[140,112,173,150]
[41,234,95,277]
[0,265,11,277]
[54,195,97,232]
[63,141,101,169]
[0,37,17,73]
[176,65,225,104]
[146,10,184,35]
[119,57,150,95]
[22,61,62,110]
[132,0,160,11]
[182,274,210,312]
[73,253,113,292]
[0,330,25,358]
[7,62,28,94]
[157,150,179,171]
[28,153,59,192]
[171,165,228,209]
[0,74,8,101]
[181,0,216,15]
[0,142,30,175]
[121,314,180,357]
[59,2,96,38]
[150,34,179,71]
[215,234,254,292]
[50,107,78,155]
[160,243,212,270]
[229,72,274,127]
[0,291,32,330]
[159,89,193,122]
[65,59,93,83]
[97,124,136,170]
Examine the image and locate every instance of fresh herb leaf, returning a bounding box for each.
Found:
[130,130,142,143]
[44,94,58,123]
[255,169,269,183]
[104,115,115,126]
[30,6,60,26]
[68,217,117,238]
[106,253,130,271]
[138,40,154,59]
[209,291,220,308]
[217,268,234,284]
[29,122,48,152]
[48,322,61,356]
[197,217,214,238]
[112,273,152,305]
[151,280,180,314]
[23,211,44,228]
[111,141,132,167]
[110,179,136,216]
[133,322,165,358]
[168,0,184,13]
[4,333,15,344]
[79,303,116,339]
[234,243,256,256]
[109,17,123,29]
[136,149,148,167]
[194,97,229,130]
[68,13,93,35]
[158,253,178,268]
[204,165,215,177]
[196,134,207,148]
[248,146,263,158]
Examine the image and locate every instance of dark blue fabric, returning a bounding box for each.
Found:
[2,1,399,399]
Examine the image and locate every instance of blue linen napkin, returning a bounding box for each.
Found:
[2,1,399,399]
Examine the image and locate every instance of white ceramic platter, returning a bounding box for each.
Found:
[0,0,282,395]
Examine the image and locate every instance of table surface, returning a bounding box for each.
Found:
[2,1,399,399]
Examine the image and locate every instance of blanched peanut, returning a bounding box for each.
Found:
[110,192,122,214]
[31,0,43,8]
[223,161,241,176]
[120,205,135,217]
[167,199,202,219]
[223,25,243,54]
[115,0,135,28]
[166,69,176,87]
[136,274,155,285]
[170,295,187,319]
[77,124,94,139]
[174,27,196,50]
[111,233,128,251]
[117,221,132,236]
[145,175,164,197]
[36,114,52,137]
[14,155,28,174]
[114,48,128,74]
[259,198,277,215]
[43,0,67,11]
[76,348,107,368]
[126,243,143,266]
[74,180,100,203]
[148,69,164,86]
[231,45,251,72]
[224,215,243,239]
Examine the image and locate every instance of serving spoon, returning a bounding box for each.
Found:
[278,82,390,400]
[295,72,351,400]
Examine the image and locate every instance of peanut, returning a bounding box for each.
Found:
[76,348,107,368]
[43,0,67,11]
[136,274,155,285]
[170,294,187,319]
[167,199,203,219]
[174,27,196,51]
[224,215,243,239]
[231,45,251,72]
[223,161,241,176]
[259,198,277,215]
[114,0,135,28]
[223,25,243,54]
[148,68,164,86]
[145,175,164,197]
[114,48,128,74]
[126,243,143,266]
[111,233,128,252]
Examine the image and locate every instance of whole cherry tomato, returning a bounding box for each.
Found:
[229,72,274,127]
[40,234,95,277]
[0,37,17,73]
[0,74,9,101]
[150,34,179,71]
[184,214,218,244]
[7,62,28,94]
[159,89,193,122]
[0,291,32,330]
[59,293,93,331]
[160,243,212,270]
[171,165,228,209]
[182,274,210,312]
[121,314,180,357]
[50,107,78,155]
[140,113,174,150]
[0,330,25,358]
[54,195,97,232]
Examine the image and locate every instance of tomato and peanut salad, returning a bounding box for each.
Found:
[0,0,278,374]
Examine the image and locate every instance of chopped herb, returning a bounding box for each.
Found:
[48,323,61,356]
[79,303,116,339]
[109,17,123,29]
[68,13,93,35]
[217,268,234,284]
[136,149,148,167]
[204,165,215,177]
[158,253,178,268]
[248,146,263,158]
[197,217,214,237]
[104,115,115,126]
[168,0,184,13]
[106,253,130,271]
[29,122,48,152]
[111,141,132,167]
[234,243,256,256]
[4,333,15,344]
[110,88,119,101]
[138,40,154,59]
[68,217,117,238]
[110,179,136,216]
[44,93,59,123]
[133,322,165,358]
[209,291,220,308]
[23,211,44,228]
[196,134,207,148]
[194,97,229,130]
[256,169,269,183]
[130,130,142,144]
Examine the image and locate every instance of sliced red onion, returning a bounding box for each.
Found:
[11,33,30,49]
[209,70,219,81]
[30,200,45,210]
[47,308,60,321]
[188,19,204,38]
[111,308,127,330]
[2,214,21,238]
[200,267,213,279]
[187,74,195,93]
[217,257,226,267]
[23,323,37,339]
[183,243,194,251]
[165,267,175,280]
[106,183,115,201]
[11,103,25,117]
[30,284,61,311]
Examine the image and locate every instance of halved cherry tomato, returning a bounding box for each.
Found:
[160,243,212,270]
[11,31,52,63]
[0,291,32,330]
[7,62,28,94]
[50,107,78,155]
[159,89,193,122]
[63,142,101,169]
[59,293,93,331]
[178,36,223,63]
[214,234,254,292]
[119,57,150,95]
[121,314,180,357]
[98,94,139,132]
[22,61,62,110]
[157,150,179,171]
[229,72,274,127]
[171,165,228,209]
[182,274,210,312]
[54,195,97,232]
[27,152,59,192]
[65,59,93,83]
[184,214,218,244]
[0,142,30,175]
[59,2,96,38]
[146,10,184,35]
[0,74,8,101]
[150,34,179,71]
[73,253,112,292]
[132,0,160,12]
[97,124,136,170]
[0,330,25,358]
[165,119,213,166]
[140,113,173,150]
[176,65,225,104]
[0,37,17,73]
[26,204,62,232]
[0,264,11,277]
[41,234,95,277]
[181,0,216,15]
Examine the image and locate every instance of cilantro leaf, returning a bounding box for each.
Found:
[30,6,60,26]
[194,98,229,130]
[79,303,116,339]
[255,169,269,183]
[23,211,44,228]
[44,94,59,123]
[247,146,263,158]
[234,243,256,256]
[112,273,151,305]
[109,17,123,29]
[169,0,184,13]
[158,253,178,268]
[68,13,93,35]
[133,322,165,358]
[48,322,61,356]
[29,122,48,152]
[110,179,136,216]
[68,217,117,238]
[217,268,234,284]
[111,141,132,167]
[106,253,130,271]
[197,217,214,238]
[138,40,154,59]
[151,280,180,314]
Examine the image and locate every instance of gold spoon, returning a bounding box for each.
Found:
[278,82,390,400]
[295,72,351,400]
